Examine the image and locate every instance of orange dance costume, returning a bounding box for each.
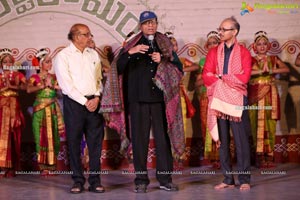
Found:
[0,48,25,176]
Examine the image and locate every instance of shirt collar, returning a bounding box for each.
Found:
[224,43,234,51]
[69,42,90,53]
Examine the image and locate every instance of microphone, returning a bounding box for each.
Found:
[148,35,156,52]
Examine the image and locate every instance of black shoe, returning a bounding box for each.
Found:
[88,184,105,193]
[70,183,84,194]
[134,184,147,193]
[159,182,179,191]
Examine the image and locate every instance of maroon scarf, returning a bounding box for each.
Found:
[100,32,185,159]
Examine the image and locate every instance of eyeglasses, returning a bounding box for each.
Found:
[142,20,157,26]
[79,32,94,38]
[217,27,234,32]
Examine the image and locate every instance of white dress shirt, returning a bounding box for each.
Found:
[54,43,102,105]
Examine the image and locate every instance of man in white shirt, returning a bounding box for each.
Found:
[54,23,104,194]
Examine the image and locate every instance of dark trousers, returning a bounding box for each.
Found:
[129,102,173,186]
[217,109,251,185]
[63,95,104,186]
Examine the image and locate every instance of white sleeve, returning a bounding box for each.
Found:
[53,52,87,105]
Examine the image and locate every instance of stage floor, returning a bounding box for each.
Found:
[0,163,299,200]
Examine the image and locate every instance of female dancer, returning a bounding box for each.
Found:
[248,31,289,168]
[165,32,198,165]
[0,48,26,177]
[165,32,198,140]
[196,31,220,167]
[27,48,65,175]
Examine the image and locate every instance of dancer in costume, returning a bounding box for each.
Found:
[248,31,289,168]
[27,48,65,176]
[165,32,198,144]
[0,48,26,177]
[196,31,220,168]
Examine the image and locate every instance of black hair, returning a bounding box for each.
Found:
[68,32,73,41]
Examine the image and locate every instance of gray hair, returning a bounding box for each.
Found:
[223,16,240,36]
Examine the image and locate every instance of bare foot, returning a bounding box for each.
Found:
[240,183,251,191]
[40,170,49,177]
[214,182,235,190]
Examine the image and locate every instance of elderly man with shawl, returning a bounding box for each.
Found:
[202,16,252,191]
[100,11,184,193]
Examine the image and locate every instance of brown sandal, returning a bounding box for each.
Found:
[70,183,84,194]
[88,184,105,193]
[214,183,235,190]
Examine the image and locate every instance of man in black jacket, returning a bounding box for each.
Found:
[117,11,183,193]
